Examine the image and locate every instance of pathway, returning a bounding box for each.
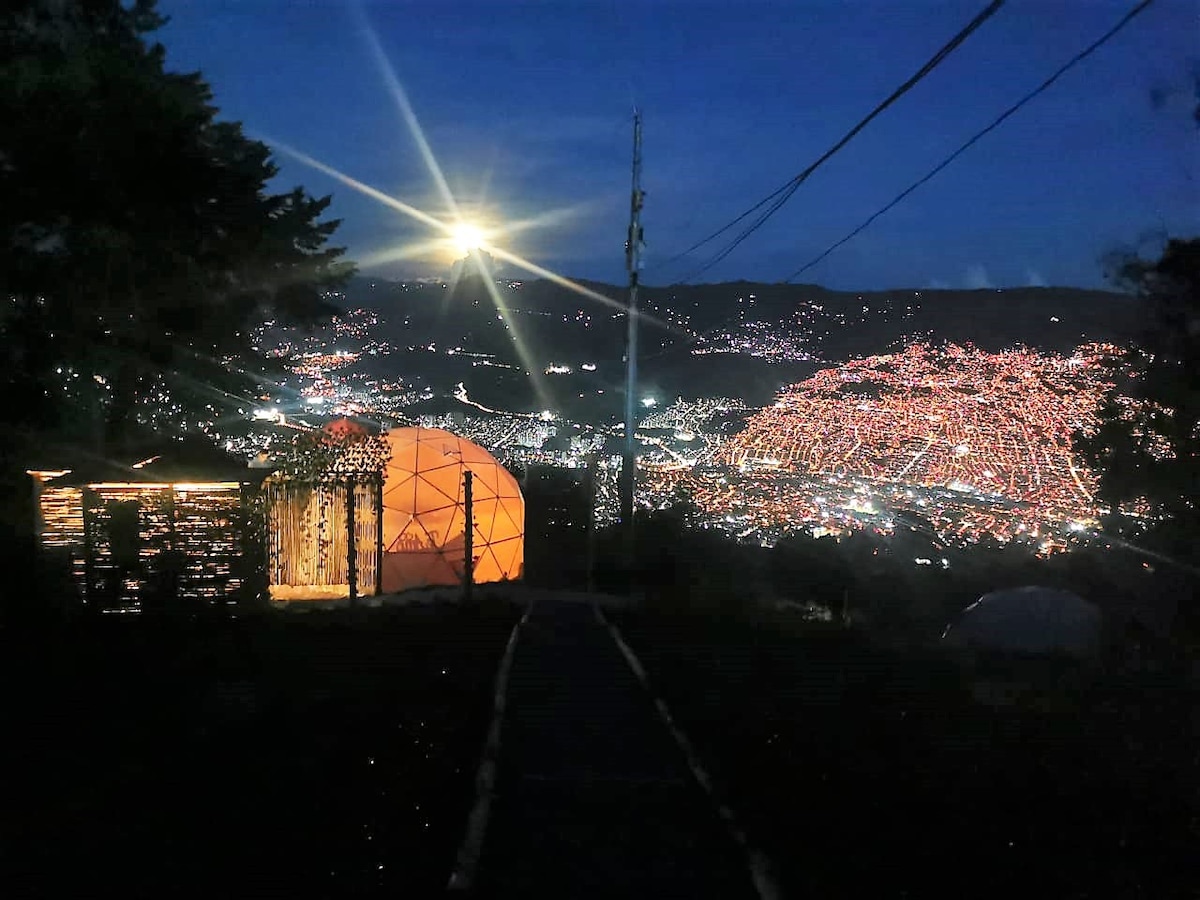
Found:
[468,600,759,898]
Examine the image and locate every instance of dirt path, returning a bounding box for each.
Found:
[470,600,758,898]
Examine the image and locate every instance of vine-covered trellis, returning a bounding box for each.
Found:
[263,430,391,601]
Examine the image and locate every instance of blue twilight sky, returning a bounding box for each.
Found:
[158,0,1199,290]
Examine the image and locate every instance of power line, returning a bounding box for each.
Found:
[653,180,797,276]
[786,0,1157,282]
[643,0,1154,367]
[654,0,1006,282]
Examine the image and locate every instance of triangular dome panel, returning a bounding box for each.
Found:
[379,427,524,593]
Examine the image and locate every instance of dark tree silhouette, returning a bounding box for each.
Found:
[1077,238,1199,570]
[0,0,352,456]
[771,533,851,615]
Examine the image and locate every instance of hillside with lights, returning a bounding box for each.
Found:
[239,274,1142,549]
[330,275,1134,409]
[644,341,1130,550]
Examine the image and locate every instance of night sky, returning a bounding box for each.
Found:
[159,0,1198,290]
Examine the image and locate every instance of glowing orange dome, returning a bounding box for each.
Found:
[380,427,524,593]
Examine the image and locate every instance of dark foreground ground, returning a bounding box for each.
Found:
[3,600,520,898]
[616,612,1200,899]
[476,601,756,899]
[6,593,1197,898]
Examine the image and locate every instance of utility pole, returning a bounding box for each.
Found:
[620,109,644,577]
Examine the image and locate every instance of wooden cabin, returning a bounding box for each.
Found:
[31,458,265,613]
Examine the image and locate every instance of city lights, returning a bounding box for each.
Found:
[234,286,1135,552]
[639,342,1124,548]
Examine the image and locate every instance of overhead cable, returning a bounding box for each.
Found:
[657,0,1006,283]
[785,0,1157,281]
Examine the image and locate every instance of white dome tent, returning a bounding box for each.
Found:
[942,586,1104,659]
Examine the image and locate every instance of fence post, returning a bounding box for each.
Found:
[375,474,384,597]
[463,469,473,603]
[346,477,357,605]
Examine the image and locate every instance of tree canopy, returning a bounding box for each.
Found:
[1077,237,1200,568]
[0,0,352,454]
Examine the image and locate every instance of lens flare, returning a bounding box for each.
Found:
[265,6,690,430]
[452,223,485,254]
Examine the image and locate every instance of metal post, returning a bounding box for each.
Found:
[375,475,384,597]
[346,478,357,604]
[620,109,644,578]
[463,469,474,602]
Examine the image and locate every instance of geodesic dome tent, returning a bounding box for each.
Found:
[942,586,1103,659]
[380,427,523,593]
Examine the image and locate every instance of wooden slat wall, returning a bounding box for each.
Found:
[354,480,379,596]
[266,480,380,594]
